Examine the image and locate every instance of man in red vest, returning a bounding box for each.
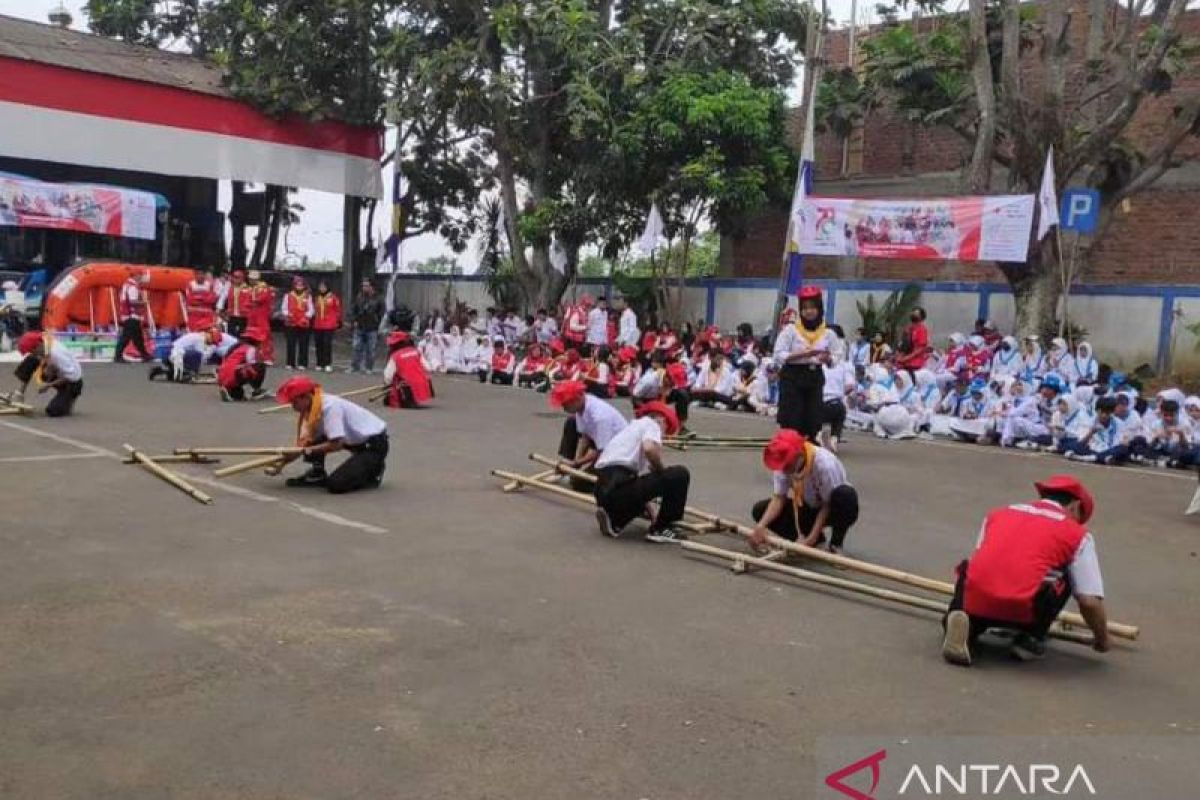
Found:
[184,268,219,332]
[382,331,434,408]
[113,270,153,363]
[942,475,1111,666]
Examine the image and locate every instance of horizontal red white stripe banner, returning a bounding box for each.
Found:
[0,57,383,198]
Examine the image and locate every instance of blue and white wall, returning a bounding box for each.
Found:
[391,274,1200,373]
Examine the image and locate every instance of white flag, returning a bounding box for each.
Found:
[787,99,816,248]
[638,203,665,255]
[1037,146,1059,241]
[549,239,568,274]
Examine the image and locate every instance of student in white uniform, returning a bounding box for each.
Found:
[593,401,691,543]
[150,327,237,383]
[690,348,737,408]
[12,331,83,417]
[586,297,610,353]
[749,429,859,554]
[551,380,629,489]
[275,376,389,493]
[617,299,640,348]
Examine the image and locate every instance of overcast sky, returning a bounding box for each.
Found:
[2,0,863,271]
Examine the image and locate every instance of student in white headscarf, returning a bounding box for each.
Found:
[990,336,1022,378]
[1051,392,1094,455]
[872,368,917,440]
[418,330,445,373]
[1046,337,1070,375]
[442,325,467,373]
[910,368,943,434]
[1061,342,1099,386]
[1020,335,1047,383]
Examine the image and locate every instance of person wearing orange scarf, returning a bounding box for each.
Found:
[11,331,83,417]
[282,276,315,370]
[749,429,859,555]
[274,376,389,493]
[771,285,838,438]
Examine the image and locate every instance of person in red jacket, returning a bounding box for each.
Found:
[246,270,276,365]
[382,331,434,408]
[942,475,1112,666]
[281,276,314,370]
[563,296,590,350]
[217,327,270,402]
[184,268,219,332]
[218,269,253,338]
[896,306,931,373]
[311,279,341,373]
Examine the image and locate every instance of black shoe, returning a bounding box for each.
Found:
[286,469,328,488]
[147,366,165,381]
[595,509,620,538]
[1010,633,1046,662]
[645,525,688,544]
[114,357,127,364]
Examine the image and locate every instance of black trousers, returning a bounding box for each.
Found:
[305,432,389,494]
[585,381,610,398]
[226,364,266,400]
[594,464,691,532]
[691,389,736,407]
[777,364,825,437]
[823,399,847,439]
[114,317,151,361]
[483,371,514,385]
[947,559,1073,642]
[751,485,859,547]
[15,355,82,417]
[285,327,311,368]
[227,315,248,338]
[313,329,334,368]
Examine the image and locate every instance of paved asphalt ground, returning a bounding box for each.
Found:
[1,363,1197,798]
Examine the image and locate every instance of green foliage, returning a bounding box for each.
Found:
[860,24,969,127]
[816,68,869,140]
[855,283,923,345]
[408,255,461,275]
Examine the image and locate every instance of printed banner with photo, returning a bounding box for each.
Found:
[795,194,1035,263]
[0,175,157,241]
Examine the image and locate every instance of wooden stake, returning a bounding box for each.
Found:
[174,446,303,456]
[503,467,560,493]
[681,540,1095,646]
[213,455,288,478]
[526,453,1139,641]
[257,384,386,414]
[492,470,597,509]
[122,454,221,465]
[122,444,213,505]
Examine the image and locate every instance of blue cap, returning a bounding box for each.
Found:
[969,378,987,393]
[1040,375,1065,394]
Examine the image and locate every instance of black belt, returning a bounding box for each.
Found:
[347,432,389,453]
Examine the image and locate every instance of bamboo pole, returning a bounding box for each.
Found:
[0,407,22,415]
[492,469,598,509]
[669,434,772,443]
[213,455,287,479]
[503,467,560,493]
[122,444,213,505]
[527,453,1139,641]
[174,446,303,456]
[257,384,386,414]
[681,541,1095,646]
[0,392,35,412]
[122,454,221,465]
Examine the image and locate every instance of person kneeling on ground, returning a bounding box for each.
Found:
[150,326,236,383]
[382,331,434,408]
[749,429,859,555]
[593,401,691,543]
[11,331,83,417]
[275,376,390,494]
[552,379,628,489]
[217,327,270,401]
[942,475,1110,666]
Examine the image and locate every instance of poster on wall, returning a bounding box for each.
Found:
[794,194,1035,263]
[0,175,157,240]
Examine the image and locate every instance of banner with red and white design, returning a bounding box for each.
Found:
[794,194,1036,263]
[0,175,157,240]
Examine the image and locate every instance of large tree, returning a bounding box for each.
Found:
[823,0,1200,337]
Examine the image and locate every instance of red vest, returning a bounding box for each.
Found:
[564,307,586,343]
[964,500,1087,623]
[491,350,515,372]
[388,348,433,405]
[227,284,253,317]
[248,285,274,323]
[118,281,144,321]
[312,293,341,330]
[285,291,312,328]
[217,344,257,388]
[520,355,549,375]
[185,280,218,331]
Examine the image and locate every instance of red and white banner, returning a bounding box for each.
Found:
[0,58,383,199]
[795,194,1035,263]
[0,175,157,240]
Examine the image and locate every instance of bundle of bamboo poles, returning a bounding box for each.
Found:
[257,384,386,414]
[498,453,1140,645]
[123,444,213,505]
[663,432,770,451]
[173,446,304,479]
[0,391,34,415]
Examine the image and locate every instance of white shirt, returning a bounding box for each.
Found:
[576,395,628,450]
[822,362,856,403]
[170,332,210,359]
[772,325,837,369]
[691,361,736,396]
[770,447,849,507]
[45,342,82,382]
[595,417,661,474]
[318,395,387,445]
[618,308,640,347]
[632,368,663,400]
[586,307,609,346]
[534,318,558,343]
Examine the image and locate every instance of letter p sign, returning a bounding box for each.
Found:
[1061,189,1100,234]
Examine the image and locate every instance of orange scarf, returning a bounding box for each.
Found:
[297,387,324,446]
[794,321,827,348]
[788,441,819,530]
[316,292,329,317]
[32,333,56,386]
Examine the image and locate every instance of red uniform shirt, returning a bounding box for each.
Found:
[185,279,218,332]
[312,292,341,330]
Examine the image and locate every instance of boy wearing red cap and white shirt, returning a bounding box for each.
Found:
[275,376,389,493]
[551,379,629,474]
[749,429,859,554]
[11,331,83,417]
[592,401,691,543]
[942,475,1110,666]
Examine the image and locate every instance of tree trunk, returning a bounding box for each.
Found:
[965,0,996,192]
[1003,242,1060,340]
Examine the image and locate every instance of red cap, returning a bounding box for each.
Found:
[798,285,823,301]
[618,346,638,363]
[635,401,680,435]
[241,326,266,343]
[387,331,412,347]
[549,380,586,408]
[763,429,808,472]
[1035,475,1095,523]
[16,331,42,355]
[665,362,688,388]
[550,338,565,355]
[275,375,320,404]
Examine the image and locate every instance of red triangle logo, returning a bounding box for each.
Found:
[824,749,887,800]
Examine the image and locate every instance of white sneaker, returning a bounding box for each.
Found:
[645,526,688,544]
[1063,451,1076,460]
[941,609,972,667]
[298,366,307,371]
[324,366,333,373]
[285,365,294,371]
[1015,440,1038,451]
[1075,453,1098,463]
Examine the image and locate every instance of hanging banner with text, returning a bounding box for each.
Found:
[0,175,157,240]
[795,194,1035,263]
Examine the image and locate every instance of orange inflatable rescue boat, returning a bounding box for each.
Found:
[41,261,197,332]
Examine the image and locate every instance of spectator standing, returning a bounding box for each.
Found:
[350,280,385,374]
[311,280,342,373]
[282,276,315,370]
[617,299,640,348]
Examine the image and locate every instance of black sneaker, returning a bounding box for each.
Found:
[645,525,688,544]
[1010,633,1046,662]
[286,469,328,488]
[941,609,973,667]
[147,366,165,381]
[595,509,620,538]
[250,388,270,401]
